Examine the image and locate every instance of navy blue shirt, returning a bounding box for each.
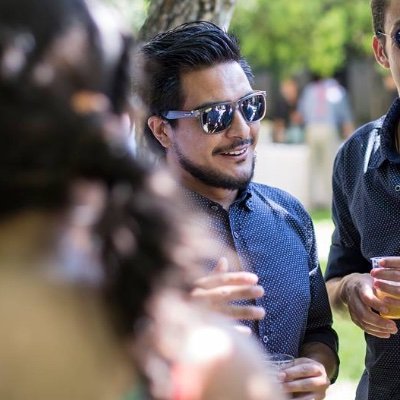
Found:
[325,97,400,400]
[182,182,338,367]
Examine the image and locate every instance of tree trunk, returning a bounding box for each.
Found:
[138,0,237,41]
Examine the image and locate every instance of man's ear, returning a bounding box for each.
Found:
[373,35,390,69]
[147,116,172,149]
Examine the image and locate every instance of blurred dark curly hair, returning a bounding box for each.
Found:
[0,0,132,217]
[0,0,197,339]
[97,170,198,337]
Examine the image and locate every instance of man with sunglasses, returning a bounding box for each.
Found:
[137,21,338,399]
[325,1,400,399]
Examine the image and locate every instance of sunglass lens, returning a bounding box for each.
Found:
[201,104,233,134]
[395,30,400,48]
[241,94,266,122]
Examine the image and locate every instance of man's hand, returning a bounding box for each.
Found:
[279,357,330,400]
[328,273,398,338]
[371,256,400,301]
[191,257,265,320]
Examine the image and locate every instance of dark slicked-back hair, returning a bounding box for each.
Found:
[135,21,254,157]
[371,0,390,35]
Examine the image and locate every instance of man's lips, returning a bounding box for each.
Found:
[220,146,248,156]
[214,139,254,156]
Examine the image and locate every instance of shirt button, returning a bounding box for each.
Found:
[395,185,400,192]
[210,205,219,211]
[263,335,268,344]
[233,231,239,239]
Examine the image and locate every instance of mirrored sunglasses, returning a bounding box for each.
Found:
[162,90,266,134]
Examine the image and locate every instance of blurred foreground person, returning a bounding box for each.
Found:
[0,1,285,399]
[0,0,137,398]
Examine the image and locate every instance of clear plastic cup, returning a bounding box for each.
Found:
[265,353,294,371]
[371,256,400,319]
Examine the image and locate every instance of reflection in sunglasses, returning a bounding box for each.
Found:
[163,91,266,134]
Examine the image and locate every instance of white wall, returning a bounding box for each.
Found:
[253,142,311,210]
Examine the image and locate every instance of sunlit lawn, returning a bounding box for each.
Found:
[333,311,365,382]
[311,209,365,383]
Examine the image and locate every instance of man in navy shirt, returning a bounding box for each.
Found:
[325,1,400,399]
[137,21,338,399]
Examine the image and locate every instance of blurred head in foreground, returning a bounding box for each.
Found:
[0,0,189,398]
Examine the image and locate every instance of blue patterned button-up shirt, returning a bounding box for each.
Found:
[182,182,337,364]
[325,97,400,400]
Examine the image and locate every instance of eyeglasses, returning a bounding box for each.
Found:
[377,29,400,48]
[162,91,266,134]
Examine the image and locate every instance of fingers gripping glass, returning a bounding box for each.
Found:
[377,29,400,48]
[162,91,266,134]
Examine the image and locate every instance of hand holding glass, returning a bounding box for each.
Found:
[371,256,400,319]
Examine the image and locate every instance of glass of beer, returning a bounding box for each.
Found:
[371,257,400,319]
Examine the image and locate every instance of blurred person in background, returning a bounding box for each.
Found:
[272,78,304,144]
[325,0,400,399]
[298,73,354,209]
[0,1,286,399]
[137,20,339,400]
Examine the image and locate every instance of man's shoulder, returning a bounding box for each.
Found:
[336,116,383,160]
[248,183,314,240]
[249,182,309,216]
[250,181,294,200]
[333,116,384,181]
[342,116,384,148]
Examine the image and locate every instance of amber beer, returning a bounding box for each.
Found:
[372,257,400,319]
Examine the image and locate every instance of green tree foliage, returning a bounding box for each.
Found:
[231,0,372,77]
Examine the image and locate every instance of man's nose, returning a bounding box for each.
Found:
[225,109,251,139]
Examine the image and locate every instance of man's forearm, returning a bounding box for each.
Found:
[326,273,362,311]
[299,341,338,381]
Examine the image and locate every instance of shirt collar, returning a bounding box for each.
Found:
[179,184,254,211]
[236,185,254,210]
[366,129,384,171]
